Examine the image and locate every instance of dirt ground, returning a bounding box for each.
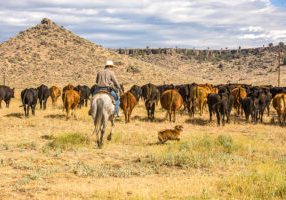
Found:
[0,90,285,200]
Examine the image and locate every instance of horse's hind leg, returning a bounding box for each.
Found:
[99,125,106,149]
[107,117,114,141]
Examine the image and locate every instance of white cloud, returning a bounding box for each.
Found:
[0,0,285,48]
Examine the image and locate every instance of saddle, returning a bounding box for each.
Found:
[95,90,116,105]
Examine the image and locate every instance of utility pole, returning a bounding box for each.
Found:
[278,51,281,87]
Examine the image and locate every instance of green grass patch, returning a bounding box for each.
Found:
[218,162,286,199]
[143,134,244,169]
[48,132,90,150]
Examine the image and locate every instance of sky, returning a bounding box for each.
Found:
[0,0,285,49]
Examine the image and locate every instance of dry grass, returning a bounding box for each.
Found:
[0,91,285,199]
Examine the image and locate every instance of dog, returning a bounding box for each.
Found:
[158,125,183,144]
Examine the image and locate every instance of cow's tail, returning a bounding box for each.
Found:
[20,92,27,107]
[169,90,174,114]
[94,98,104,134]
[282,94,286,111]
[195,86,198,99]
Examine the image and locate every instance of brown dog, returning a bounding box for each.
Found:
[158,125,183,144]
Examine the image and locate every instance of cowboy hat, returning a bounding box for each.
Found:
[105,60,115,67]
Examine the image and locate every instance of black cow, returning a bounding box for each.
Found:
[37,84,50,110]
[241,97,259,122]
[141,83,160,102]
[270,87,286,98]
[145,92,157,121]
[176,84,195,113]
[21,88,38,117]
[141,83,160,120]
[157,84,175,94]
[74,85,90,108]
[247,87,269,123]
[207,93,230,126]
[129,85,142,102]
[90,84,100,96]
[0,85,15,108]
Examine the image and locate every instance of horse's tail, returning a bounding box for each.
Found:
[94,98,104,134]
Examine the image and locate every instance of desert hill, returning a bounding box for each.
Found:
[0,18,285,89]
[0,18,188,89]
[115,45,286,86]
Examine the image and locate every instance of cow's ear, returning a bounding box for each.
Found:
[12,88,15,91]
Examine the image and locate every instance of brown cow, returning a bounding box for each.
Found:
[196,86,211,116]
[231,87,247,116]
[160,89,183,122]
[49,86,61,107]
[62,84,74,103]
[272,93,286,125]
[120,91,137,123]
[63,89,80,119]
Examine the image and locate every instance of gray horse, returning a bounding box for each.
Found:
[89,93,115,148]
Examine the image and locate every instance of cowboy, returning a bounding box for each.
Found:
[95,60,122,117]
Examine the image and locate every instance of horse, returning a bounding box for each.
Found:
[88,93,115,148]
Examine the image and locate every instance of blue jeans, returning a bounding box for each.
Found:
[111,90,119,115]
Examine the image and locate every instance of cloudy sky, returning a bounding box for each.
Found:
[0,0,285,49]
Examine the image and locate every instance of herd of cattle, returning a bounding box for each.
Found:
[0,83,286,126]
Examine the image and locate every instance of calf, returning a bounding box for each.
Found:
[37,84,50,110]
[0,85,15,108]
[158,125,183,144]
[272,93,286,125]
[120,91,137,123]
[160,89,183,122]
[21,88,38,117]
[49,86,61,107]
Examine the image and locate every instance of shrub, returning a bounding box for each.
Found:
[48,133,90,150]
[217,135,234,153]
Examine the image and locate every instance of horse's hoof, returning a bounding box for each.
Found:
[107,135,112,141]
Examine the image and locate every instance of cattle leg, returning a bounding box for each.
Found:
[27,105,30,117]
[168,111,172,122]
[31,105,36,116]
[208,104,212,122]
[267,105,270,117]
[0,99,2,109]
[173,110,176,123]
[151,105,155,121]
[260,109,265,123]
[44,100,47,110]
[215,109,220,126]
[245,113,249,123]
[222,112,226,126]
[124,110,128,123]
[24,105,27,117]
[128,110,131,123]
[66,107,70,120]
[5,100,10,108]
